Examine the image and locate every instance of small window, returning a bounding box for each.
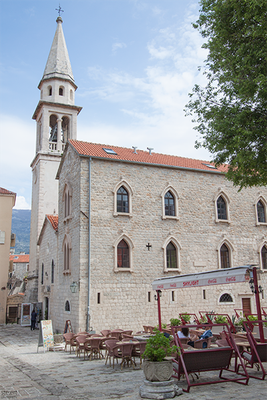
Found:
[171,291,175,301]
[262,246,267,270]
[41,263,44,284]
[220,244,230,268]
[166,242,177,269]
[203,290,206,300]
[59,86,64,96]
[165,191,175,216]
[48,86,52,96]
[70,89,73,100]
[63,238,71,272]
[117,239,129,268]
[103,148,117,155]
[219,293,233,302]
[64,188,71,218]
[97,293,101,304]
[51,260,54,284]
[217,196,227,220]
[117,186,129,213]
[148,292,151,302]
[257,200,266,223]
[0,230,5,244]
[65,300,70,311]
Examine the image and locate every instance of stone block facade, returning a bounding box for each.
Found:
[40,143,267,334]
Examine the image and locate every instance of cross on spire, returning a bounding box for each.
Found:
[56,4,64,17]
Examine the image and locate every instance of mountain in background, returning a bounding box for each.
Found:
[11,209,31,254]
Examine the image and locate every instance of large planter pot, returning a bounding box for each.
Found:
[142,360,173,382]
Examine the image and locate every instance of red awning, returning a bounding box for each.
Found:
[152,265,252,291]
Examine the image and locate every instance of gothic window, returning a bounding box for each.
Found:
[262,246,267,270]
[59,86,64,96]
[217,196,227,220]
[64,184,72,218]
[65,300,70,312]
[51,260,54,284]
[48,86,52,96]
[220,244,230,268]
[117,240,129,268]
[166,242,177,269]
[165,191,175,216]
[257,200,266,223]
[63,236,71,273]
[70,89,73,100]
[61,116,70,144]
[41,263,44,284]
[117,186,129,213]
[219,293,233,302]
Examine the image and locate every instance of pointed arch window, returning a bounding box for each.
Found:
[261,246,267,270]
[117,240,129,268]
[165,191,175,216]
[257,200,266,223]
[65,300,70,312]
[63,236,71,274]
[220,244,230,268]
[63,184,72,219]
[166,242,177,269]
[117,186,129,213]
[217,196,227,220]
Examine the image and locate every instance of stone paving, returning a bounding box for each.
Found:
[0,324,267,399]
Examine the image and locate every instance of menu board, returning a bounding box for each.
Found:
[21,303,31,326]
[37,320,54,352]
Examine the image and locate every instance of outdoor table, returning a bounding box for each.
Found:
[133,335,151,341]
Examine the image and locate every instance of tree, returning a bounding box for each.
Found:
[185,0,267,188]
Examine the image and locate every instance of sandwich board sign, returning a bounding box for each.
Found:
[37,320,54,352]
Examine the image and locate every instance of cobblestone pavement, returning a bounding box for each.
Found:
[0,324,267,399]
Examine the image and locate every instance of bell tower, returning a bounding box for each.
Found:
[29,16,82,273]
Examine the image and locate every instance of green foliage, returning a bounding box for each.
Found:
[142,330,179,362]
[247,315,258,321]
[154,323,167,331]
[185,0,267,188]
[170,318,181,326]
[235,317,246,326]
[215,315,227,324]
[181,313,191,323]
[199,315,208,324]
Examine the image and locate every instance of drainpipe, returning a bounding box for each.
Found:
[86,157,92,332]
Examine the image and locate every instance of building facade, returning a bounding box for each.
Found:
[0,187,16,324]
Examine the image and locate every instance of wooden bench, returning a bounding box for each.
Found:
[172,324,249,393]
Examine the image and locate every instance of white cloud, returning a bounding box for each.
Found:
[14,196,31,210]
[112,42,127,54]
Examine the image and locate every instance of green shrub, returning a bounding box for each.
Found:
[181,313,191,323]
[215,315,227,324]
[142,330,179,362]
[170,318,181,326]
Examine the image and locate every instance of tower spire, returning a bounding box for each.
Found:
[40,14,75,87]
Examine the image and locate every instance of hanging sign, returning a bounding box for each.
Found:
[37,320,54,352]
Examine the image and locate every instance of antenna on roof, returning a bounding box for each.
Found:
[147,147,154,155]
[132,146,138,154]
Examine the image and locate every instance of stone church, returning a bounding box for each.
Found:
[30,17,267,334]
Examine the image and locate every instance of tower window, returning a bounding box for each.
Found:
[59,86,64,96]
[48,86,52,96]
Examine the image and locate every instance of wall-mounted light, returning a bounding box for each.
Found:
[70,281,79,293]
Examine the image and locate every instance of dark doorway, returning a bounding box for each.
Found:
[242,298,251,315]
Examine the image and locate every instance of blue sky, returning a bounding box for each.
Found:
[0,0,210,209]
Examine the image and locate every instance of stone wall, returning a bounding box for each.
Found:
[52,147,267,333]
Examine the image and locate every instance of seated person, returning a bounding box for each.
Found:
[178,327,190,339]
[187,326,213,348]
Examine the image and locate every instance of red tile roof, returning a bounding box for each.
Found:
[0,187,16,196]
[9,254,29,263]
[69,140,227,173]
[46,214,58,231]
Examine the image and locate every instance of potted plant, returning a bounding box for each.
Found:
[170,318,181,326]
[215,315,227,324]
[180,313,191,324]
[142,330,178,382]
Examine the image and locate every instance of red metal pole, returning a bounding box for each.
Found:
[252,267,264,342]
[157,290,162,332]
